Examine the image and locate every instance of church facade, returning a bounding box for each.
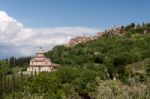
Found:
[27,48,56,72]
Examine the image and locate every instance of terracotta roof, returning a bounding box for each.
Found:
[31,57,51,62]
[29,63,58,67]
[29,65,53,67]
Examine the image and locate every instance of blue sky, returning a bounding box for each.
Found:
[0,0,150,29]
[0,0,150,58]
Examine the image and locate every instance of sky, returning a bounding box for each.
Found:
[0,0,150,58]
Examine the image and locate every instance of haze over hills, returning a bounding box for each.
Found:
[0,11,99,58]
[1,0,150,58]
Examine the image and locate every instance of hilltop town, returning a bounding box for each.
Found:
[65,24,149,47]
[65,26,123,47]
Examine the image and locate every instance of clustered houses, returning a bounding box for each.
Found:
[65,27,123,47]
[65,35,98,47]
[65,33,104,47]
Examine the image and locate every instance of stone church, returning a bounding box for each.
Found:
[27,47,56,72]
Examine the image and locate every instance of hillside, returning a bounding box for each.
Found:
[0,23,150,99]
[46,23,150,80]
[45,23,150,98]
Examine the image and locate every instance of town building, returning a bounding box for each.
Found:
[27,47,56,72]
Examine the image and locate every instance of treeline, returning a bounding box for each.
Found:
[2,56,32,67]
[124,22,150,32]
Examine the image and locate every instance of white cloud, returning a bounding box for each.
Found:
[0,11,100,58]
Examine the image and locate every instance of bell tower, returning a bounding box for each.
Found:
[36,47,45,57]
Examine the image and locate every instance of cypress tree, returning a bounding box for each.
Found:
[12,73,15,99]
[3,75,6,97]
[20,69,24,91]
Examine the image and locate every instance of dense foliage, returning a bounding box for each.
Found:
[46,23,150,80]
[0,23,150,99]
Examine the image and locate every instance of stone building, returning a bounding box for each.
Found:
[65,33,102,47]
[27,47,56,72]
[65,26,124,47]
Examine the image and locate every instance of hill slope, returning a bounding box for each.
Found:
[29,23,150,98]
[1,23,150,99]
[46,23,150,79]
